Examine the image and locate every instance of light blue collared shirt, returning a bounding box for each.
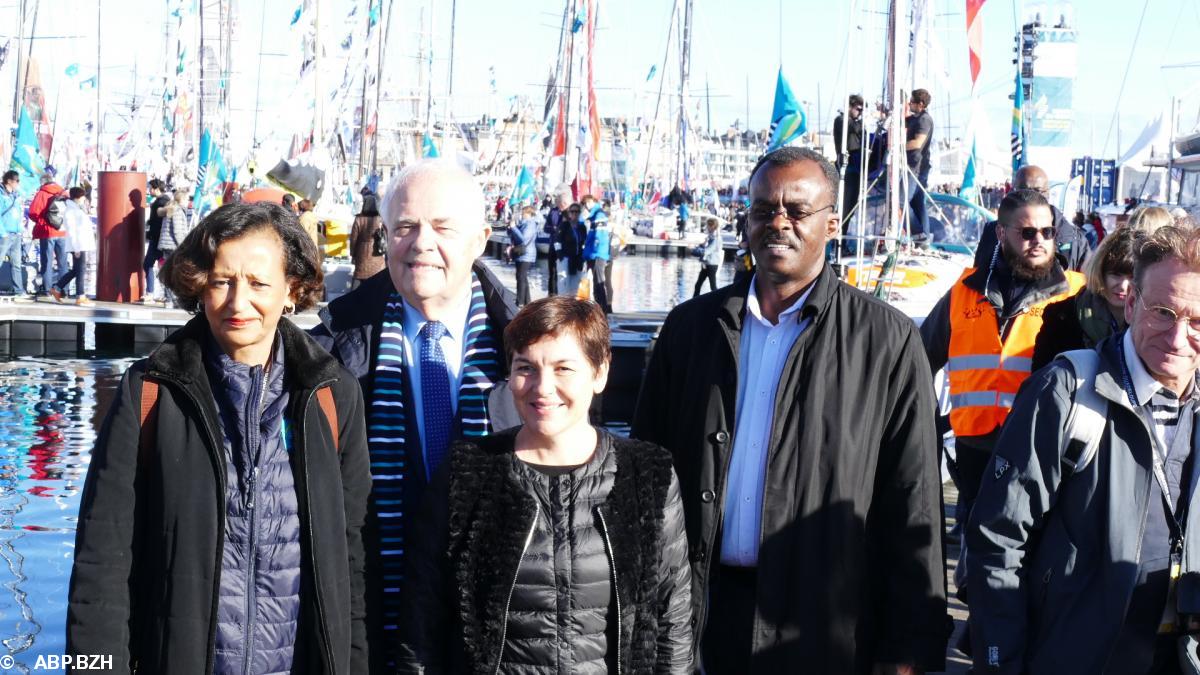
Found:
[401,290,473,460]
[721,275,814,566]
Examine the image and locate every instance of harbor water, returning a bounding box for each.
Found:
[0,253,731,666]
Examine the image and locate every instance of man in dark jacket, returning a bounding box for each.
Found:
[632,146,947,674]
[972,165,1088,272]
[310,159,518,673]
[543,189,570,294]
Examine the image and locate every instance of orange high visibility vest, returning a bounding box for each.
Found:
[946,268,1086,438]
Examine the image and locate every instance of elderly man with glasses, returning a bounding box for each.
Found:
[921,188,1085,630]
[973,165,1089,272]
[634,146,948,674]
[966,225,1200,673]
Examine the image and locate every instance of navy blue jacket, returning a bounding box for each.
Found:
[205,335,302,674]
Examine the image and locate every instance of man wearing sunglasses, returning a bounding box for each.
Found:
[966,225,1200,673]
[972,164,1089,272]
[833,94,867,248]
[921,189,1085,623]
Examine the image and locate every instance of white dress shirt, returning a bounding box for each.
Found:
[721,275,815,566]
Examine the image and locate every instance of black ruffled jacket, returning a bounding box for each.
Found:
[396,429,693,674]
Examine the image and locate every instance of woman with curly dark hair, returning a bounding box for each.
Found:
[67,202,372,674]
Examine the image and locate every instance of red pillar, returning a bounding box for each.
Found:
[97,171,147,302]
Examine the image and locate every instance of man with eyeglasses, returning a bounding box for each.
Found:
[966,225,1200,673]
[921,188,1085,633]
[311,160,519,672]
[634,146,947,674]
[972,165,1088,272]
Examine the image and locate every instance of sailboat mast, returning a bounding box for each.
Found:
[11,0,25,125]
[95,0,101,160]
[638,0,679,201]
[561,0,576,188]
[678,0,692,191]
[314,0,322,147]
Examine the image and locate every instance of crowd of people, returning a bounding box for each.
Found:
[55,143,1200,675]
[503,188,626,313]
[0,168,100,304]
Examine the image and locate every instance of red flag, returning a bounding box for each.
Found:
[586,0,601,161]
[552,95,567,157]
[965,0,987,88]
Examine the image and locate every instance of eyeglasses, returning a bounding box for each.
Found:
[749,203,834,225]
[1007,225,1056,241]
[1137,294,1200,335]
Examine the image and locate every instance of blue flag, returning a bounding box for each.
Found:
[1011,70,1025,176]
[767,68,806,152]
[422,132,440,158]
[510,166,535,204]
[645,65,657,82]
[10,106,43,195]
[960,140,978,201]
[193,129,227,218]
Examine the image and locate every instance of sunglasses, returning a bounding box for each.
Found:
[1009,225,1056,241]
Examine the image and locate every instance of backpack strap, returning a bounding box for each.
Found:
[316,386,339,454]
[1058,349,1108,474]
[138,377,159,466]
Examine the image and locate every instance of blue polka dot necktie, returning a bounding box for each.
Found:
[419,320,453,476]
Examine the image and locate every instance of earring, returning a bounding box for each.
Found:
[284,303,296,314]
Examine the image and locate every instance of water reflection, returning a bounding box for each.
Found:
[0,359,129,672]
[482,253,740,312]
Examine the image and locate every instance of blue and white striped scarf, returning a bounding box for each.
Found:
[367,273,501,631]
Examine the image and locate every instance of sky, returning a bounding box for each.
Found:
[5,0,1200,171]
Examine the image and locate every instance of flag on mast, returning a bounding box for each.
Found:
[422,132,440,158]
[1011,69,1025,175]
[961,0,988,200]
[10,105,44,194]
[767,68,806,152]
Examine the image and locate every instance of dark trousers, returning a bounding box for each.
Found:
[701,565,756,674]
[515,261,532,305]
[38,237,68,295]
[143,243,160,294]
[905,169,930,238]
[545,247,558,294]
[693,263,718,297]
[55,251,88,297]
[841,170,862,237]
[588,259,610,313]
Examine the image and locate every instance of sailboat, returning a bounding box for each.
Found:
[831,0,993,321]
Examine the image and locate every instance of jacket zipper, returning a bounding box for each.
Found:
[597,510,623,675]
[146,370,229,674]
[300,380,339,670]
[495,501,540,675]
[242,367,268,675]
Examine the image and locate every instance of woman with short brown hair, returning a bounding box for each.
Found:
[397,296,693,673]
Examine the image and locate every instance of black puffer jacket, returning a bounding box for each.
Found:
[397,429,692,674]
